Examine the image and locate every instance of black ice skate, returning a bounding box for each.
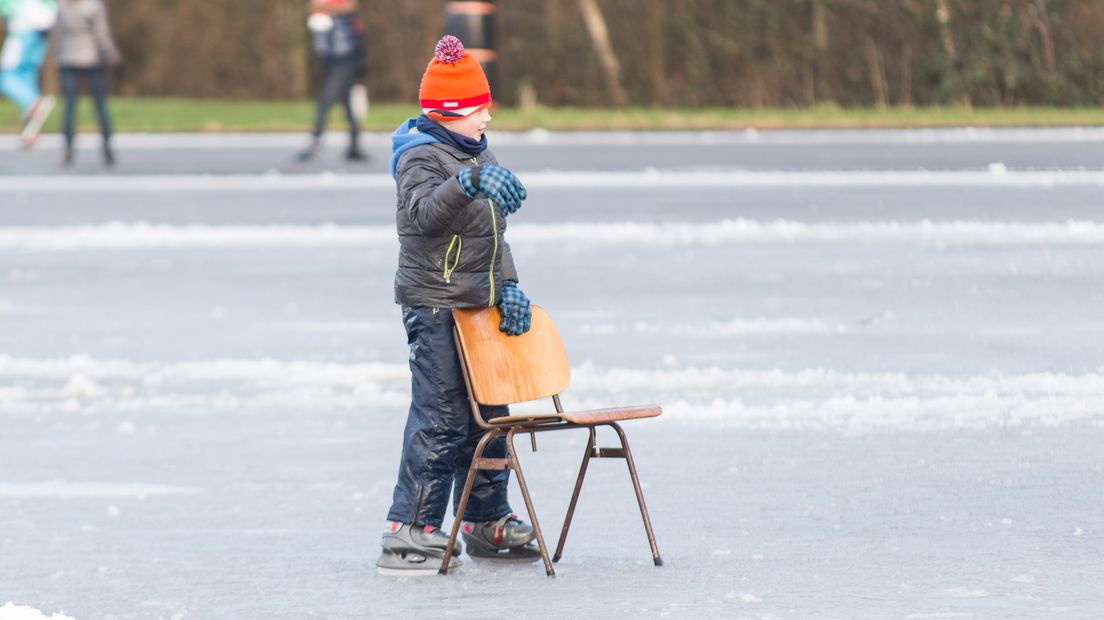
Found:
[376,522,462,576]
[344,144,368,162]
[296,139,321,163]
[460,514,542,561]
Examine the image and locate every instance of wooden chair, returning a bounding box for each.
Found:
[441,305,663,576]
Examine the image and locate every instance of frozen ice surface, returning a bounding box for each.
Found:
[1,130,1102,619]
[0,603,75,620]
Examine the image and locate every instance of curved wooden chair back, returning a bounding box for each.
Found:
[446,305,664,576]
[452,305,571,406]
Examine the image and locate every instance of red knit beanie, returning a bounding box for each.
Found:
[419,36,491,122]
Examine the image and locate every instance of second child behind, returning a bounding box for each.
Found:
[298,0,366,162]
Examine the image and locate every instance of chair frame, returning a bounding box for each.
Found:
[440,308,663,577]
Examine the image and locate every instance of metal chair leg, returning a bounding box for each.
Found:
[507,429,556,577]
[610,422,663,566]
[553,426,596,563]
[440,430,500,575]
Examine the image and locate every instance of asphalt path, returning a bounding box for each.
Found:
[2,127,1104,175]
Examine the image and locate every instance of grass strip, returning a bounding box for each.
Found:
[2,98,1102,132]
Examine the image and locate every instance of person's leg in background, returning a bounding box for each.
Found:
[59,67,80,165]
[2,31,55,147]
[337,61,364,161]
[298,59,339,162]
[88,67,115,166]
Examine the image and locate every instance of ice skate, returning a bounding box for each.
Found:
[461,514,542,561]
[296,139,321,162]
[376,522,462,576]
[344,144,367,162]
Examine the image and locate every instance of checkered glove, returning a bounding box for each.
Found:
[497,281,531,336]
[458,165,527,218]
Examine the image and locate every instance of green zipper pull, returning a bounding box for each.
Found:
[487,200,498,307]
[442,235,462,283]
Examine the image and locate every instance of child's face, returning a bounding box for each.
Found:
[446,107,492,141]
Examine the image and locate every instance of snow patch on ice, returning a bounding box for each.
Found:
[724,591,762,603]
[2,355,1104,431]
[0,603,75,620]
[282,321,390,333]
[0,355,410,416]
[933,586,990,598]
[2,219,1104,252]
[0,299,26,317]
[0,482,200,498]
[580,317,846,337]
[62,374,103,400]
[0,221,393,251]
[5,168,1104,192]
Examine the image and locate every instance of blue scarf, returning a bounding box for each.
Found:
[415,114,487,157]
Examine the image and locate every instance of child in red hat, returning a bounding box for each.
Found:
[378,35,537,575]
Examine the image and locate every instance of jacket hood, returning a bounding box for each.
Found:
[390,118,439,179]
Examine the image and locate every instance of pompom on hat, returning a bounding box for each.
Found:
[419,36,491,122]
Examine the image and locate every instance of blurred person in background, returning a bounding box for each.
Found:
[0,0,57,148]
[54,0,121,166]
[298,0,367,163]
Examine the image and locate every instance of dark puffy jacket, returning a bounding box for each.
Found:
[393,142,518,308]
[310,13,363,61]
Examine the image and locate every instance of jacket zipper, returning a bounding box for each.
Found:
[472,157,498,307]
[442,234,461,283]
[487,200,498,307]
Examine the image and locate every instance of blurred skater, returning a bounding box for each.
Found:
[298,0,367,162]
[54,0,122,166]
[0,0,57,148]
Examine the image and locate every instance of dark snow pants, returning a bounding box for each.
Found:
[310,58,359,143]
[386,306,513,528]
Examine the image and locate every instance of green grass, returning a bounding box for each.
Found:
[2,97,1103,132]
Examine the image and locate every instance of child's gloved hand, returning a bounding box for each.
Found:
[458,165,527,218]
[497,281,531,336]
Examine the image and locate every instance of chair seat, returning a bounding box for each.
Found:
[488,405,662,427]
[486,413,566,426]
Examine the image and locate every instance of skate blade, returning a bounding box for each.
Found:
[376,564,452,577]
[467,544,543,562]
[377,552,462,576]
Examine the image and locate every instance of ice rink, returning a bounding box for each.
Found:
[2,128,1103,619]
